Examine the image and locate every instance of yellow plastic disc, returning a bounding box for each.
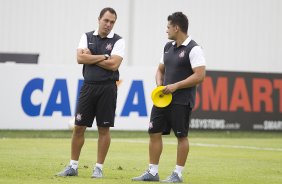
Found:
[151,86,172,108]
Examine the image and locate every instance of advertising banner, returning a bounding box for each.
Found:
[192,71,282,131]
[0,64,156,130]
[0,64,281,131]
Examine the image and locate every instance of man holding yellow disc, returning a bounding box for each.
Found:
[132,12,206,183]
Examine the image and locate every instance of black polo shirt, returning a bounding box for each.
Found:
[82,30,122,82]
[163,39,198,107]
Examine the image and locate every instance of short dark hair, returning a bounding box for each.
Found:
[167,12,189,33]
[99,7,117,19]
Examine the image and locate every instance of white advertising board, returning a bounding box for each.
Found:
[0,64,156,130]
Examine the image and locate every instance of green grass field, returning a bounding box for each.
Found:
[0,130,281,184]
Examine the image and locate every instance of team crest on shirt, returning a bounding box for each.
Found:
[105,43,113,51]
[76,113,82,121]
[179,50,185,58]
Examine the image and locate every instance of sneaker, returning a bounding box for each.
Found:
[161,172,183,183]
[91,167,103,178]
[56,165,78,176]
[132,170,160,181]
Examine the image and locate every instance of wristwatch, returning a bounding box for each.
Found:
[104,54,110,60]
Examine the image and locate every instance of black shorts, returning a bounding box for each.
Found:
[148,104,192,137]
[75,81,117,127]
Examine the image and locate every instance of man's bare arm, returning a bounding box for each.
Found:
[76,48,105,64]
[163,66,206,94]
[155,63,165,86]
[96,55,123,71]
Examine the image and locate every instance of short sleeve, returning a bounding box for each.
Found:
[111,38,125,58]
[77,34,87,49]
[160,55,164,64]
[189,46,206,68]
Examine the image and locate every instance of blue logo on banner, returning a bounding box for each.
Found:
[21,78,148,117]
[21,78,43,116]
[120,80,147,116]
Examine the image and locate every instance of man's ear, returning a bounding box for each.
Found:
[175,25,180,32]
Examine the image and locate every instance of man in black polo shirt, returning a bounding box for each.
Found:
[57,7,125,178]
[132,12,206,183]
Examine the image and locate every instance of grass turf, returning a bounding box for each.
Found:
[0,130,281,184]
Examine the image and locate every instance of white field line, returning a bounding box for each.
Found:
[112,139,282,152]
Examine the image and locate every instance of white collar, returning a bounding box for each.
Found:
[172,36,192,46]
[93,28,114,38]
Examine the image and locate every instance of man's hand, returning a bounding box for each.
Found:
[76,48,104,64]
[162,83,178,94]
[82,48,92,55]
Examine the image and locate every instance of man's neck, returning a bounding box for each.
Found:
[99,33,107,38]
[175,34,188,47]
